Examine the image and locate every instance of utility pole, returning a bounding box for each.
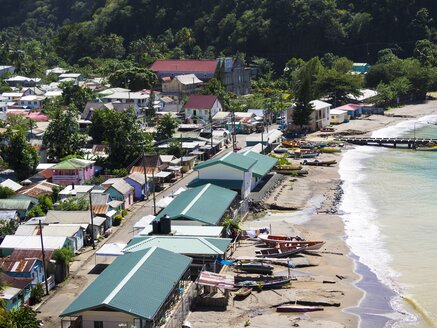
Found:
[39,220,49,295]
[142,151,148,200]
[151,159,156,215]
[209,108,214,156]
[88,192,95,250]
[231,110,236,151]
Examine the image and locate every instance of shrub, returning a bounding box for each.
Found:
[120,209,128,217]
[30,283,44,304]
[53,247,74,265]
[113,214,123,226]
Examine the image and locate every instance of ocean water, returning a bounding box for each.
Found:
[340,116,437,328]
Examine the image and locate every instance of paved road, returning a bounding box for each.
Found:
[37,170,197,327]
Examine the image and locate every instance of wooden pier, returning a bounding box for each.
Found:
[340,137,437,148]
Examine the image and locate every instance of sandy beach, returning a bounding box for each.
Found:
[187,100,437,328]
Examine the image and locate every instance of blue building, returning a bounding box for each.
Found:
[0,258,45,286]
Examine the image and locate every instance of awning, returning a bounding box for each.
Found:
[133,215,155,229]
[156,196,174,209]
[95,243,127,257]
[155,171,172,178]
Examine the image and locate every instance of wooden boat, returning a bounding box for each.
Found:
[235,276,292,289]
[259,238,325,251]
[258,234,303,242]
[320,127,335,132]
[294,151,319,158]
[239,261,274,274]
[255,246,307,258]
[300,159,337,166]
[234,287,252,298]
[276,304,324,313]
[282,140,305,148]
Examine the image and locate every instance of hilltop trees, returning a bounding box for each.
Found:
[108,68,158,91]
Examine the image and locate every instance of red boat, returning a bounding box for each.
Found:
[258,235,325,251]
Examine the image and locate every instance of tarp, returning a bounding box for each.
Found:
[95,243,127,257]
[197,271,235,289]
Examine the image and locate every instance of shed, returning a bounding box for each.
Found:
[330,109,349,124]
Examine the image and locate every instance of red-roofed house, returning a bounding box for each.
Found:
[334,104,363,118]
[150,59,217,80]
[184,95,223,123]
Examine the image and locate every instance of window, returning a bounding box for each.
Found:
[94,321,103,328]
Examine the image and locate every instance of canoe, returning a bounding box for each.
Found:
[276,304,324,313]
[234,287,252,298]
[235,276,292,289]
[255,246,307,258]
[260,239,325,251]
[301,159,337,166]
[239,261,274,274]
[258,234,303,242]
[282,140,305,148]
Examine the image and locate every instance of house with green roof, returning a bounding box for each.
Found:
[188,151,277,197]
[0,199,34,219]
[154,184,237,226]
[60,247,192,328]
[51,158,95,185]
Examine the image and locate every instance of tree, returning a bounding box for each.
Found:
[0,186,15,199]
[108,68,158,91]
[156,113,179,141]
[43,107,87,161]
[292,101,314,128]
[0,220,18,236]
[0,306,40,328]
[165,139,184,158]
[57,197,89,211]
[89,107,153,169]
[316,69,363,106]
[2,131,39,180]
[60,81,93,112]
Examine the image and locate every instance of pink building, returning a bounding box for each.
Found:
[51,159,95,185]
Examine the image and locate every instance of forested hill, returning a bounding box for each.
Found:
[0,0,436,67]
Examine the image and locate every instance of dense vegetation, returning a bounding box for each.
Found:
[0,0,436,73]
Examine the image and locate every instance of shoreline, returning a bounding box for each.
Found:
[187,100,437,327]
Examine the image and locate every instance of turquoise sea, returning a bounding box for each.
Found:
[339,116,437,328]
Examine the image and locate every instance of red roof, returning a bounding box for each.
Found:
[184,95,219,110]
[150,60,217,73]
[335,104,362,111]
[7,111,49,121]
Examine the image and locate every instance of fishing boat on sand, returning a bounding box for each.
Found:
[255,246,307,258]
[276,304,324,313]
[239,261,274,274]
[235,276,292,289]
[301,159,337,166]
[234,287,252,298]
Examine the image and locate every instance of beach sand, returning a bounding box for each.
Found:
[187,100,437,328]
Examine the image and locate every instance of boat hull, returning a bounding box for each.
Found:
[276,305,324,313]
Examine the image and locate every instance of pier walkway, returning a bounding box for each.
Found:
[340,137,437,148]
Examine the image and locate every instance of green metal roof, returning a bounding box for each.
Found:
[124,236,232,255]
[241,151,278,177]
[60,247,191,320]
[52,158,94,170]
[187,179,243,190]
[154,184,237,225]
[0,199,31,210]
[194,151,257,172]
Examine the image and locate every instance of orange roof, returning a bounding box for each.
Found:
[150,59,217,73]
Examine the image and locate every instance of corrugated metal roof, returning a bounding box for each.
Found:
[9,249,54,261]
[0,210,17,220]
[60,247,192,320]
[0,199,31,210]
[0,179,22,192]
[52,158,94,170]
[14,225,38,236]
[92,204,109,215]
[241,151,277,178]
[45,210,90,225]
[184,95,218,109]
[0,235,67,250]
[150,59,217,73]
[42,225,82,237]
[154,184,237,225]
[195,151,257,172]
[104,178,134,195]
[125,172,145,185]
[187,179,243,190]
[0,258,39,273]
[124,236,231,255]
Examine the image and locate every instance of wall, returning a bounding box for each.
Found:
[124,177,144,200]
[197,163,244,181]
[80,310,142,328]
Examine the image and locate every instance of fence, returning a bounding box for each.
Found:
[162,282,198,328]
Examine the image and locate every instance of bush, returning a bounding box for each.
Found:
[53,247,74,265]
[0,186,15,199]
[30,283,44,304]
[113,214,123,226]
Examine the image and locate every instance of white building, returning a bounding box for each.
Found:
[329,108,349,124]
[19,95,45,109]
[184,95,223,124]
